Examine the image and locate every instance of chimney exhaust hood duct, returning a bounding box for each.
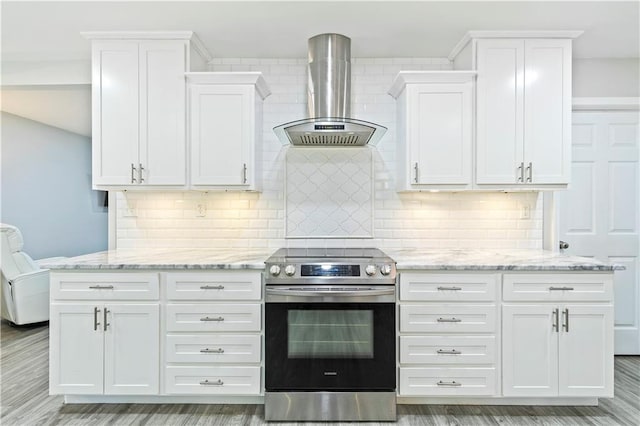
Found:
[273,33,387,146]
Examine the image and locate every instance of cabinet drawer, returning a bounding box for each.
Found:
[503,273,613,302]
[399,367,496,396]
[166,334,260,364]
[400,336,495,365]
[400,273,499,301]
[400,305,496,333]
[50,273,159,300]
[165,366,260,395]
[166,304,261,332]
[166,272,261,301]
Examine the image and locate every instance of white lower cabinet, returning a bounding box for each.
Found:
[503,303,613,397]
[398,272,500,398]
[50,303,159,395]
[165,366,261,395]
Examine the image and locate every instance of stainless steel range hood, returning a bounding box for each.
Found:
[273,33,387,146]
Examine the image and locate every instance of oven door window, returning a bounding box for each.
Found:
[288,310,373,359]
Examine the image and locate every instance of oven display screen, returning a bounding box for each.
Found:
[300,264,361,277]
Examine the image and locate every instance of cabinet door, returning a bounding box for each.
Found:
[139,41,187,185]
[103,304,159,395]
[49,304,104,394]
[190,84,253,186]
[559,305,613,397]
[502,304,558,397]
[91,41,139,186]
[524,39,572,184]
[475,39,525,184]
[409,83,472,185]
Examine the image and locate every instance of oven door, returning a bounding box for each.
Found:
[265,288,395,392]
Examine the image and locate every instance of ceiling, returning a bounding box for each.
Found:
[2,1,639,62]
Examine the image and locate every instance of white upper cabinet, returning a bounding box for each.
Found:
[389,71,475,191]
[187,73,270,191]
[86,32,208,189]
[474,36,574,187]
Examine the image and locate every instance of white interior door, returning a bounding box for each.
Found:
[557,110,640,354]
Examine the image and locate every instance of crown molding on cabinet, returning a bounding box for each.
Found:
[448,30,584,62]
[388,70,477,99]
[81,31,213,63]
[185,72,271,100]
[572,97,640,111]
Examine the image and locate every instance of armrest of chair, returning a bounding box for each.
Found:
[9,269,49,286]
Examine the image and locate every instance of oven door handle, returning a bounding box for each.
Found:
[265,287,395,297]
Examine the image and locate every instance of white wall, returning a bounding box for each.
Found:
[1,112,107,258]
[115,57,542,251]
[573,58,640,97]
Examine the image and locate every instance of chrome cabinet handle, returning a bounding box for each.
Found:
[517,162,524,182]
[437,286,462,291]
[549,286,575,291]
[199,379,224,386]
[552,308,559,332]
[437,349,461,355]
[89,285,114,290]
[103,308,110,331]
[139,163,144,183]
[437,317,462,323]
[526,162,532,183]
[414,162,419,183]
[242,163,247,184]
[131,164,137,183]
[437,380,462,387]
[200,348,224,354]
[93,307,101,331]
[200,285,225,290]
[562,308,569,332]
[200,316,224,322]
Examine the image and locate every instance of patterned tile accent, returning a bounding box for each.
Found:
[286,148,373,238]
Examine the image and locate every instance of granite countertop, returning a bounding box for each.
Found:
[385,248,624,271]
[41,248,273,270]
[42,247,624,272]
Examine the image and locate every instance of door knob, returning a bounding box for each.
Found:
[559,241,569,250]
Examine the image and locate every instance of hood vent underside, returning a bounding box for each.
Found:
[274,117,386,147]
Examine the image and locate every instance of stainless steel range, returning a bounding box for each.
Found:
[264,248,397,422]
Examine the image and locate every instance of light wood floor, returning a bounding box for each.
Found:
[1,320,638,425]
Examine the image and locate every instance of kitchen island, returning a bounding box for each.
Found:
[44,248,620,406]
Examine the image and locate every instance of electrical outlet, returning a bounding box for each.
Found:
[196,203,207,217]
[519,204,531,220]
[123,207,137,217]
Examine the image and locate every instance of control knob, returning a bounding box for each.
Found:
[269,265,281,276]
[380,264,393,276]
[284,265,296,276]
[365,264,377,276]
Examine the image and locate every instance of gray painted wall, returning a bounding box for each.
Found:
[573,58,640,97]
[1,112,107,259]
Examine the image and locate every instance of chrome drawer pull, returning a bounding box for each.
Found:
[199,379,224,386]
[437,349,461,355]
[89,285,114,290]
[200,285,225,290]
[437,286,462,291]
[549,286,575,291]
[200,316,224,322]
[200,348,225,354]
[437,317,462,323]
[437,380,462,387]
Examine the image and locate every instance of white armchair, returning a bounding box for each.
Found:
[0,223,65,325]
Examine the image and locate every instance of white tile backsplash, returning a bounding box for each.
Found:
[114,57,543,251]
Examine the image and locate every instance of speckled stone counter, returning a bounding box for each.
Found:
[41,248,272,270]
[385,249,624,271]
